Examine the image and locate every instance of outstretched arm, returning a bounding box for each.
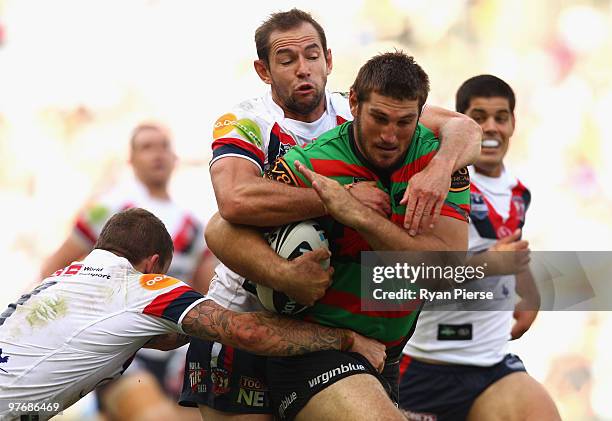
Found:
[181,300,386,370]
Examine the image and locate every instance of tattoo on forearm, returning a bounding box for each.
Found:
[182,301,344,356]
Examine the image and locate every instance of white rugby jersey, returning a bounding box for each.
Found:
[74,180,208,283]
[208,90,352,312]
[0,250,205,420]
[405,166,531,366]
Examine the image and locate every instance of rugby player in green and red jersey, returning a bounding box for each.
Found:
[259,52,470,420]
[181,9,481,421]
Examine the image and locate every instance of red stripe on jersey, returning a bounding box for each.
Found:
[143,285,192,318]
[390,151,436,183]
[212,137,266,165]
[223,345,235,373]
[336,115,348,125]
[75,218,97,245]
[399,354,412,378]
[310,159,378,180]
[391,214,404,226]
[335,227,371,258]
[439,203,469,222]
[174,215,194,253]
[319,289,418,319]
[271,123,297,146]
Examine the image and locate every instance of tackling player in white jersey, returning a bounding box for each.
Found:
[400,75,561,421]
[39,122,217,417]
[0,208,384,421]
[181,8,482,421]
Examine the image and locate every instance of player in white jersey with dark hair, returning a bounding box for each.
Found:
[0,208,384,421]
[399,75,561,421]
[181,8,483,421]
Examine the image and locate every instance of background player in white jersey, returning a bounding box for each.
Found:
[39,122,216,415]
[399,75,561,421]
[180,8,482,420]
[41,122,215,293]
[0,208,384,421]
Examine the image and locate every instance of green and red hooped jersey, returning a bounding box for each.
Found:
[265,122,470,346]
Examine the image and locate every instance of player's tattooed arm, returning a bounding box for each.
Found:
[143,332,190,351]
[181,300,377,358]
[181,300,344,356]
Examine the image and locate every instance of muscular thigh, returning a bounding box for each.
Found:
[267,350,399,420]
[468,372,561,421]
[296,374,404,421]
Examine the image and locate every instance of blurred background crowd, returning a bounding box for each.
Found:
[0,0,610,419]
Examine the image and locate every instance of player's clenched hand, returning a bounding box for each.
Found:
[295,161,365,226]
[348,181,391,217]
[347,331,387,373]
[400,160,452,236]
[281,248,334,306]
[489,229,530,275]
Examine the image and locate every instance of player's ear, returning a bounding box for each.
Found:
[254,59,272,85]
[349,89,359,118]
[142,254,160,274]
[325,48,333,75]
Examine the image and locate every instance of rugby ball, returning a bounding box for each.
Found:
[256,220,330,315]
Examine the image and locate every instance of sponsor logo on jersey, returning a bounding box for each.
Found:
[211,367,230,395]
[53,263,83,277]
[278,392,297,418]
[213,113,263,147]
[470,192,488,220]
[86,204,110,225]
[496,226,514,238]
[265,158,299,186]
[437,323,472,340]
[82,266,111,280]
[308,363,366,388]
[0,348,9,373]
[139,274,180,290]
[237,376,268,407]
[512,196,526,222]
[449,167,470,192]
[187,362,207,393]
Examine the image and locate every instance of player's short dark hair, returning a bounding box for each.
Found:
[255,8,327,65]
[455,74,516,114]
[95,208,174,270]
[351,51,430,111]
